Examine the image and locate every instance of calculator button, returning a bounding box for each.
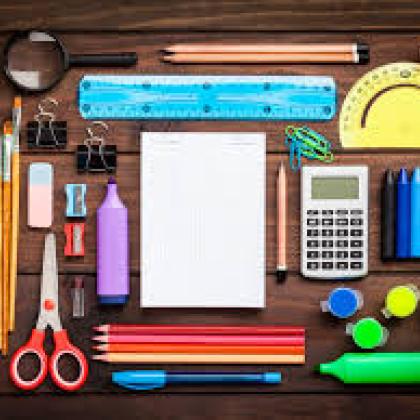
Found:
[307,219,319,226]
[336,251,349,259]
[307,251,319,259]
[351,209,363,215]
[350,251,363,258]
[336,219,348,226]
[307,229,319,237]
[322,210,334,215]
[322,262,334,270]
[322,219,333,226]
[350,219,363,226]
[322,240,334,248]
[350,261,363,269]
[350,240,363,247]
[336,262,349,270]
[322,229,334,237]
[336,229,348,237]
[336,209,348,215]
[336,240,348,247]
[307,240,319,248]
[307,210,319,215]
[351,229,363,237]
[322,251,333,259]
[307,262,319,270]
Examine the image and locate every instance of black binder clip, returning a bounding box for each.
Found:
[27,98,67,149]
[77,121,117,173]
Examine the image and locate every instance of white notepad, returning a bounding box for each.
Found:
[141,132,265,308]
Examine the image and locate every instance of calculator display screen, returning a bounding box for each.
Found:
[311,177,359,200]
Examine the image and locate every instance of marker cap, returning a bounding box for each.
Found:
[321,287,363,319]
[382,284,419,319]
[346,317,388,350]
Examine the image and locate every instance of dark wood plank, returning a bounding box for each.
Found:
[1,0,420,31]
[4,272,420,394]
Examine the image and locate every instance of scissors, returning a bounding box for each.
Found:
[10,233,88,391]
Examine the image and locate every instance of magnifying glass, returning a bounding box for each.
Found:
[3,30,138,93]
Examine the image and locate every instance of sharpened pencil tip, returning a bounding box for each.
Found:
[91,354,105,361]
[92,335,107,342]
[93,325,107,333]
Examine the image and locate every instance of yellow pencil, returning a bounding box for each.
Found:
[9,97,21,332]
[2,121,13,355]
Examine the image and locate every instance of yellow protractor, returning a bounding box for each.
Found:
[340,62,420,148]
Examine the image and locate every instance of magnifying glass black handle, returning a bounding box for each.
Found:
[68,52,138,67]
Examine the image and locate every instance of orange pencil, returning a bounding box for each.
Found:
[93,343,305,355]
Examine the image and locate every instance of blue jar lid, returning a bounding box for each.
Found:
[328,287,360,318]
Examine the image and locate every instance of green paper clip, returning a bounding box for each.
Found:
[284,126,334,171]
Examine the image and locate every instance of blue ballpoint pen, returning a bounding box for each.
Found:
[397,168,410,258]
[112,370,281,391]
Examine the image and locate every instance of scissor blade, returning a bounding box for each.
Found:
[37,233,61,330]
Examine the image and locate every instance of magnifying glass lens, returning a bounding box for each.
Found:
[6,31,65,91]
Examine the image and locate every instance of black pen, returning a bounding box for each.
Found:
[382,169,396,260]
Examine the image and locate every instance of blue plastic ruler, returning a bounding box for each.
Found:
[79,75,336,121]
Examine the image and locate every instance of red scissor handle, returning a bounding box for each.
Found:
[49,330,88,391]
[9,329,48,391]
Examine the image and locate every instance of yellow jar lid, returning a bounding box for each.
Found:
[385,286,418,318]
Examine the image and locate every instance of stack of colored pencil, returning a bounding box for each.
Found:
[92,324,305,364]
[0,97,21,356]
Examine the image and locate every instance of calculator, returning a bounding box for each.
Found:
[301,166,368,279]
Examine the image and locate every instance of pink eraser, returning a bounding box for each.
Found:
[28,163,53,228]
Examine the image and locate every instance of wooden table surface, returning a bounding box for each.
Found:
[2,1,420,419]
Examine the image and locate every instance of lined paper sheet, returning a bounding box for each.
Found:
[141,132,265,308]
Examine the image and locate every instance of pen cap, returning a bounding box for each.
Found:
[382,284,420,319]
[112,370,166,391]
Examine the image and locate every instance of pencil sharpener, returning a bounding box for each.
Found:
[65,184,87,218]
[64,223,85,257]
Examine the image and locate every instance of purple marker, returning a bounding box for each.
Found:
[97,178,129,304]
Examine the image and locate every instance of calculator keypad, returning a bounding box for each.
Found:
[304,208,366,276]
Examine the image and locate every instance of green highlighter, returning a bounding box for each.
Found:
[317,353,420,384]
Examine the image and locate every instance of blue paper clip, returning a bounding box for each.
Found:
[284,126,334,171]
[65,184,87,218]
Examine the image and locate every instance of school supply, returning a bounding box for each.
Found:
[396,168,410,258]
[0,132,3,352]
[27,163,53,228]
[93,334,305,346]
[3,30,138,93]
[162,43,369,64]
[9,96,21,333]
[93,353,304,365]
[411,168,420,257]
[284,125,334,170]
[10,233,88,391]
[301,166,369,279]
[94,324,305,335]
[382,170,396,260]
[382,285,419,319]
[94,344,305,355]
[276,163,287,282]
[2,121,12,355]
[339,62,420,148]
[112,370,282,391]
[65,184,87,218]
[27,98,67,149]
[141,133,265,308]
[77,122,116,173]
[64,223,85,257]
[97,178,129,304]
[346,317,388,350]
[316,353,420,384]
[72,277,85,319]
[320,287,363,319]
[79,75,337,121]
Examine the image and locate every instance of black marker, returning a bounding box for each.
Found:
[382,170,396,260]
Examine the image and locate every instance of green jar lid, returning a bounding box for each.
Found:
[350,318,386,349]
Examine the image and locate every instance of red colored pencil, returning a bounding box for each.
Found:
[94,324,305,336]
[93,343,305,354]
[93,334,305,346]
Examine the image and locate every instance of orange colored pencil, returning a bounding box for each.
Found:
[93,343,305,355]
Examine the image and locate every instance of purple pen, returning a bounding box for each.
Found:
[97,177,129,304]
